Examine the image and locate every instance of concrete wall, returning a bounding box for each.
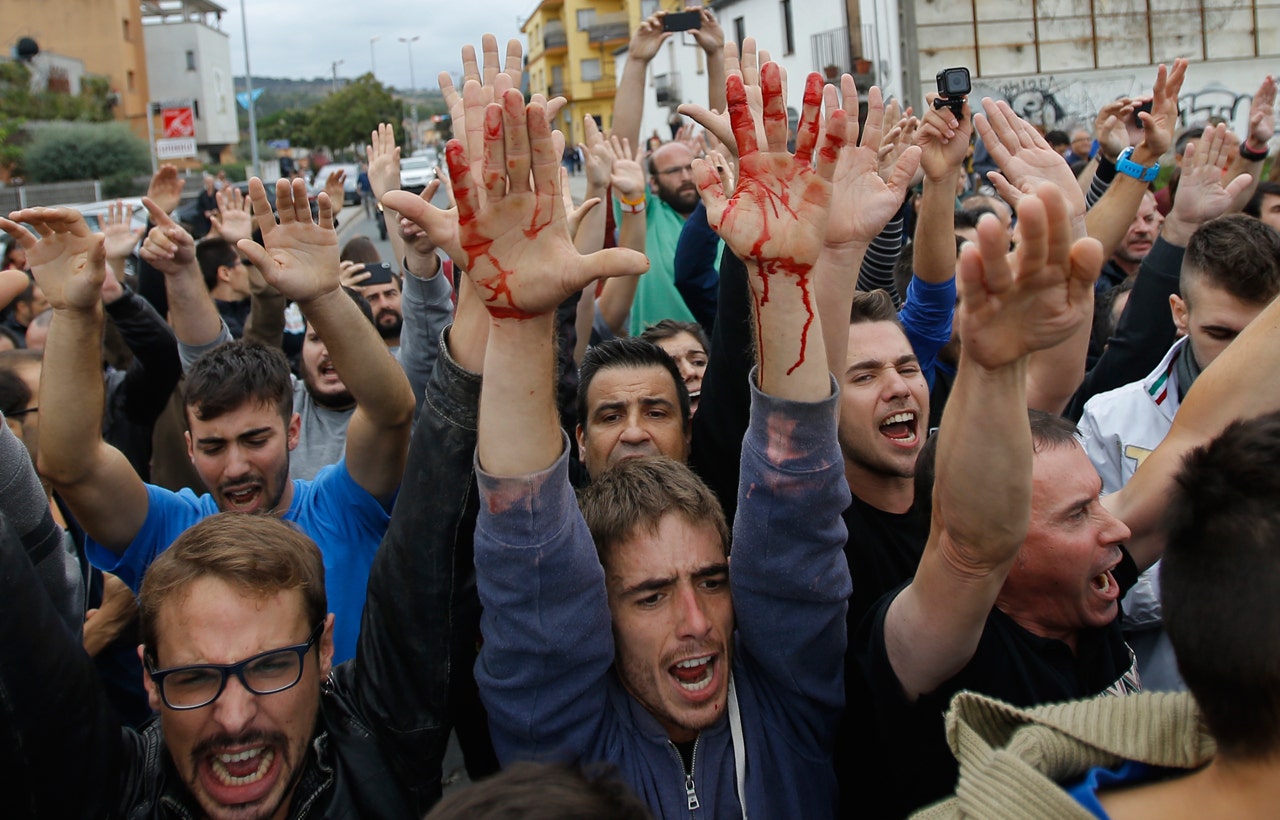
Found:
[144,21,239,148]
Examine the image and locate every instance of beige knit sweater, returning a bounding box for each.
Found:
[912,691,1216,819]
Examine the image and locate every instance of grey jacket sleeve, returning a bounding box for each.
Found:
[0,413,84,634]
[395,259,454,419]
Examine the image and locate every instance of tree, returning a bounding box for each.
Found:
[306,73,404,154]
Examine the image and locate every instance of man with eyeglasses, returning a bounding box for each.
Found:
[0,484,460,817]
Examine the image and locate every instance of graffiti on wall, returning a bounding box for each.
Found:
[971,73,1268,136]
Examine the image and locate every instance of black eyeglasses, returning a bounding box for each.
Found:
[655,163,696,177]
[146,622,324,711]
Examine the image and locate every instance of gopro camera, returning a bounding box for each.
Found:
[934,67,971,115]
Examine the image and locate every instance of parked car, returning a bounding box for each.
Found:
[312,163,362,205]
[399,155,437,194]
[70,198,148,234]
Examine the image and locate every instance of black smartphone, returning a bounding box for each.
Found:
[363,261,396,286]
[663,10,702,32]
[1133,99,1153,129]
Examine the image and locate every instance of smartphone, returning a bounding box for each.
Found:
[363,261,396,286]
[1133,99,1153,129]
[663,10,702,32]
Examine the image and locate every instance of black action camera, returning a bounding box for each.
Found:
[934,67,971,115]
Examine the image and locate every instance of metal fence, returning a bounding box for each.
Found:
[0,180,101,211]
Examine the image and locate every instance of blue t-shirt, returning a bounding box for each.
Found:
[86,459,391,663]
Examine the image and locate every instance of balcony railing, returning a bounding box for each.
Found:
[811,25,875,80]
[591,76,618,96]
[587,12,630,45]
[654,72,682,105]
[544,21,567,50]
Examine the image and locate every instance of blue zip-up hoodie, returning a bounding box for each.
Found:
[474,376,852,818]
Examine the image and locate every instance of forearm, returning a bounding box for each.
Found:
[1026,283,1095,414]
[477,314,561,476]
[751,260,829,402]
[384,207,409,275]
[398,256,452,416]
[597,211,645,333]
[163,266,223,346]
[298,288,414,427]
[1086,175,1150,257]
[105,291,182,424]
[705,48,726,115]
[815,242,869,383]
[1226,155,1263,213]
[242,287,285,348]
[914,174,959,283]
[612,58,651,148]
[38,307,109,485]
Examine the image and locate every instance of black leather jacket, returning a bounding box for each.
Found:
[0,331,480,819]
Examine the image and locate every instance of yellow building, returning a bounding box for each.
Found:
[524,0,673,148]
[2,0,152,139]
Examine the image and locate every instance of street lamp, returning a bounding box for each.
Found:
[331,59,344,93]
[398,35,421,149]
[239,0,260,179]
[370,35,380,78]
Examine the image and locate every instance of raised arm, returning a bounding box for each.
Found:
[885,185,1102,699]
[1225,74,1275,212]
[138,197,223,346]
[814,81,921,385]
[612,13,671,150]
[690,6,727,116]
[239,179,414,502]
[0,209,149,552]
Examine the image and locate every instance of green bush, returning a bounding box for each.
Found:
[22,122,150,183]
[206,162,247,182]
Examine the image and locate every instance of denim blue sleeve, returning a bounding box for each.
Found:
[898,274,956,389]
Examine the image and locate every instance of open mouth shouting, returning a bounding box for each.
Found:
[220,482,264,513]
[1090,555,1123,603]
[688,389,701,416]
[668,653,720,702]
[196,739,285,808]
[879,410,919,447]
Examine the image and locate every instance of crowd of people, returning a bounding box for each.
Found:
[1,8,1280,819]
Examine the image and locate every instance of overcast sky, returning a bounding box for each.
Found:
[220,1,539,91]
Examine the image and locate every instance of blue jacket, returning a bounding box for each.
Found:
[474,378,852,818]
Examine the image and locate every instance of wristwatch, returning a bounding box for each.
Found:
[1239,140,1270,162]
[1115,147,1159,183]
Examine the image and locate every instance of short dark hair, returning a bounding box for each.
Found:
[1174,125,1206,157]
[195,238,239,292]
[1182,214,1280,305]
[1091,279,1135,355]
[426,761,652,820]
[850,289,903,328]
[1028,408,1080,453]
[577,456,728,572]
[339,236,381,265]
[1162,411,1280,760]
[639,319,709,352]
[1045,129,1070,148]
[0,367,31,415]
[184,340,293,425]
[139,513,327,659]
[577,338,690,434]
[1244,180,1280,219]
[953,208,987,232]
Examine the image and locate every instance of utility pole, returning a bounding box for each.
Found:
[399,35,420,151]
[239,0,260,179]
[370,35,380,77]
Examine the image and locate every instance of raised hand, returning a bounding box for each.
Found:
[339,260,372,290]
[146,164,186,215]
[139,197,197,276]
[1134,59,1187,160]
[581,115,614,193]
[689,6,725,54]
[100,200,144,260]
[627,12,672,63]
[446,89,647,319]
[323,169,346,208]
[209,184,253,245]
[365,122,401,201]
[1094,98,1133,161]
[384,180,465,271]
[956,184,1102,370]
[1244,74,1276,155]
[678,38,768,158]
[975,98,1085,220]
[1170,123,1255,226]
[697,68,843,280]
[878,106,920,184]
[239,178,340,305]
[916,93,973,182]
[824,80,921,249]
[0,208,106,312]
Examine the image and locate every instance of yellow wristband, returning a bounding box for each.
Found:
[618,193,646,207]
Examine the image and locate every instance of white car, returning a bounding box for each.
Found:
[399,156,437,194]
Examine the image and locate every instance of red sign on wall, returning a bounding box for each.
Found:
[162,106,195,138]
